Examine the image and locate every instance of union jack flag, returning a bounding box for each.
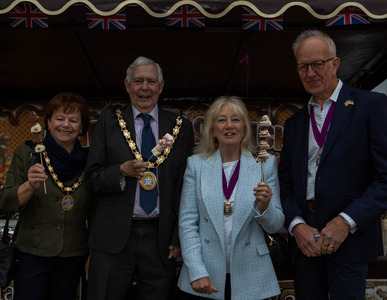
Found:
[165,5,205,28]
[86,9,126,30]
[242,7,283,31]
[9,3,48,28]
[325,7,369,26]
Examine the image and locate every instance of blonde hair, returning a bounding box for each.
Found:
[195,96,255,157]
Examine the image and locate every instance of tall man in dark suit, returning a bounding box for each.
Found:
[278,30,387,300]
[85,56,194,300]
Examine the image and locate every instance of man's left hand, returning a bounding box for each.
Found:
[317,215,350,255]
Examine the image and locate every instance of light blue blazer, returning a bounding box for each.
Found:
[178,150,284,299]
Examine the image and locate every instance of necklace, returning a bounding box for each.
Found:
[310,102,336,166]
[116,108,182,189]
[222,160,240,216]
[42,151,85,211]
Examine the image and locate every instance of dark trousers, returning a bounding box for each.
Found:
[294,253,368,300]
[293,210,368,300]
[87,222,176,300]
[14,252,85,300]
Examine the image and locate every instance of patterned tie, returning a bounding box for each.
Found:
[139,114,158,214]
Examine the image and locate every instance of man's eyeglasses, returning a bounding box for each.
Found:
[296,57,334,73]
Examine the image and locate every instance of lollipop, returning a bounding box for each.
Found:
[29,111,47,194]
[151,133,174,157]
[258,115,272,182]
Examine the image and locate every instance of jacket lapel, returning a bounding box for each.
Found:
[296,107,310,192]
[157,108,176,187]
[158,108,175,140]
[320,84,354,165]
[231,153,258,245]
[201,151,225,244]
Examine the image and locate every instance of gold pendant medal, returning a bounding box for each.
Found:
[42,151,84,212]
[224,200,233,216]
[61,194,74,211]
[115,109,183,192]
[316,147,322,166]
[140,171,157,191]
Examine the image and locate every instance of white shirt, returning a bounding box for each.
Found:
[222,160,239,273]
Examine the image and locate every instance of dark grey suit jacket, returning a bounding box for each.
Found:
[86,104,194,265]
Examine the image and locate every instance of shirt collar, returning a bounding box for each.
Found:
[308,79,343,113]
[132,104,159,122]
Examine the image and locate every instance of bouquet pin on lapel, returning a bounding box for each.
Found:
[258,115,271,182]
[29,111,47,194]
[140,133,174,191]
[151,133,174,159]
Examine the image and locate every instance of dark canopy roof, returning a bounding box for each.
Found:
[0,1,386,102]
[2,0,387,17]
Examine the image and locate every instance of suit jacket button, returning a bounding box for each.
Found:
[205,239,210,243]
[57,224,63,230]
[204,217,208,222]
[245,241,250,246]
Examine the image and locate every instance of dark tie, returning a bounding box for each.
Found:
[139,114,158,214]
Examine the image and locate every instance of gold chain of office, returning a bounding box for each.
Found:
[42,151,85,193]
[116,108,182,169]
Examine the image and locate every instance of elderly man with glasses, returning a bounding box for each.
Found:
[278,29,387,300]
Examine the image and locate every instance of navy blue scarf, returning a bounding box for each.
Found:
[43,132,88,182]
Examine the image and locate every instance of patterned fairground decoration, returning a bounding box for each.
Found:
[0,98,303,186]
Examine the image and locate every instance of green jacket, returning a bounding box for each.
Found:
[0,144,91,257]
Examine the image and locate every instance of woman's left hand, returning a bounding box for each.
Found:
[253,182,273,212]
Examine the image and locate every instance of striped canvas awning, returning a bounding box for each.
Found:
[1,0,387,18]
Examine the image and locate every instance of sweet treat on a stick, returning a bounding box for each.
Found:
[259,140,269,150]
[258,115,272,182]
[258,128,270,138]
[31,123,42,133]
[29,111,47,194]
[258,115,272,127]
[258,115,272,161]
[35,143,46,152]
[29,111,44,145]
[151,133,174,157]
[258,115,271,160]
[258,149,270,160]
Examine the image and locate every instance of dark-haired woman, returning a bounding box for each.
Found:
[0,92,91,300]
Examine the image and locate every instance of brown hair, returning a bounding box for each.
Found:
[44,92,90,136]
